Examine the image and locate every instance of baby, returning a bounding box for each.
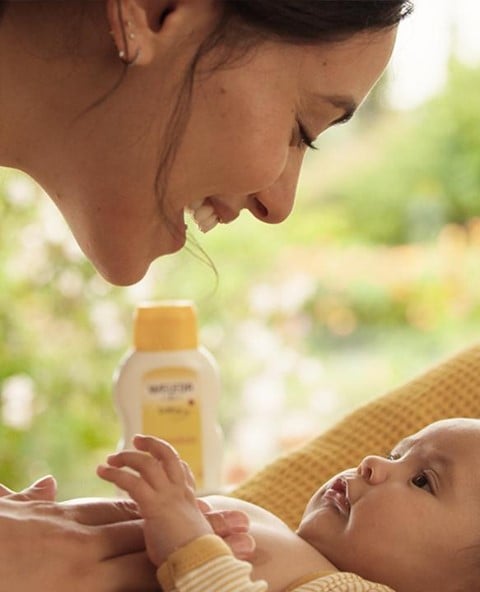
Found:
[97,418,480,592]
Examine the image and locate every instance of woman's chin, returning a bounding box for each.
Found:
[93,236,187,286]
[74,215,188,286]
[96,259,152,287]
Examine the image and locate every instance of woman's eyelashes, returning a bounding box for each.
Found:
[293,110,352,150]
[296,120,318,150]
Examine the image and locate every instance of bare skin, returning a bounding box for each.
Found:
[298,419,480,592]
[205,495,336,592]
[0,2,400,588]
[100,422,480,592]
[99,436,337,591]
[0,474,253,591]
[0,485,159,591]
[0,1,397,284]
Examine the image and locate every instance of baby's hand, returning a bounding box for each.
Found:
[97,435,213,567]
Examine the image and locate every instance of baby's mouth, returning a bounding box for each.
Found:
[186,199,219,233]
[323,477,351,516]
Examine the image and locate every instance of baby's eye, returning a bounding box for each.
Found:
[412,472,433,493]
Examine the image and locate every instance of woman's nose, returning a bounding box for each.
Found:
[246,150,303,224]
[357,455,391,485]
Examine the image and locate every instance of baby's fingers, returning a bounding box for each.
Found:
[181,460,196,490]
[97,464,150,503]
[105,450,167,491]
[133,435,187,487]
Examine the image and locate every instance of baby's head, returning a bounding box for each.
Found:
[297,418,480,592]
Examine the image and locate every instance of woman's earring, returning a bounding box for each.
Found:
[114,4,141,66]
[119,46,141,66]
[126,20,135,40]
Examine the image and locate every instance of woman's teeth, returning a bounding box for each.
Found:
[187,200,219,233]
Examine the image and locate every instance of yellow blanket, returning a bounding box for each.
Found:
[233,343,480,529]
[232,344,480,590]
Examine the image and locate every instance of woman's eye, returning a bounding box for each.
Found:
[412,472,433,493]
[296,121,317,151]
[386,452,400,461]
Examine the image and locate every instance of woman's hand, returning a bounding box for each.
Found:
[0,474,57,502]
[0,472,254,591]
[198,497,255,560]
[0,494,158,591]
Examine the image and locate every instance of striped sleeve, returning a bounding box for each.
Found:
[157,534,267,592]
[157,535,396,592]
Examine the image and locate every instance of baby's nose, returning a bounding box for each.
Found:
[358,455,390,485]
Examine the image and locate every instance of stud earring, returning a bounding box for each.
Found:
[119,47,141,66]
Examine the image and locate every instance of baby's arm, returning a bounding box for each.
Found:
[97,436,268,591]
[97,435,214,567]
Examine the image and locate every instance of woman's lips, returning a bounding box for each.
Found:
[323,478,350,516]
[208,197,239,224]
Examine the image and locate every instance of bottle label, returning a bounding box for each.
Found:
[141,366,203,488]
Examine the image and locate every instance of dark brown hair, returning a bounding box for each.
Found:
[221,0,413,43]
[0,0,414,249]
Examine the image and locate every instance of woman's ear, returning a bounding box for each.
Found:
[106,0,158,66]
[106,0,219,67]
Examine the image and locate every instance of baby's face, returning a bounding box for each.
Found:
[297,418,480,592]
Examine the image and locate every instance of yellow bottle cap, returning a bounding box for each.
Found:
[133,301,198,351]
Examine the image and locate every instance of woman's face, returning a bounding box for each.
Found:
[37,7,397,285]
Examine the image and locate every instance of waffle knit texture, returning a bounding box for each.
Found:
[232,344,480,529]
[287,572,394,591]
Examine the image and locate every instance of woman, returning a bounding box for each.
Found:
[0,1,412,590]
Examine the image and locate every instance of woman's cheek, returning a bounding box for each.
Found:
[227,135,289,194]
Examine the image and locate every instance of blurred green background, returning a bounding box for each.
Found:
[1,43,480,497]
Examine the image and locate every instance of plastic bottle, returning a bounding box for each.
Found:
[114,301,223,494]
